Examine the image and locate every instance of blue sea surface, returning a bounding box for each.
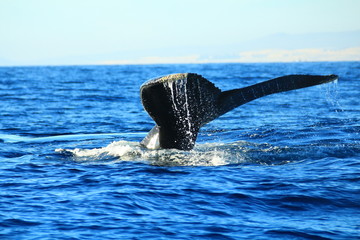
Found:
[0,62,359,239]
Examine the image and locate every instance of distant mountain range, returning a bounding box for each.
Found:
[96,30,360,64]
[1,30,359,66]
[98,30,360,64]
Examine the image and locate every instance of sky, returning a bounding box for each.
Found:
[0,0,360,66]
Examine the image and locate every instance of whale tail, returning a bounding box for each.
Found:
[140,73,338,150]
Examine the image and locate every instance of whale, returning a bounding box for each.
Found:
[140,73,338,150]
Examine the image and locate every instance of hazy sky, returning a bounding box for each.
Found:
[1,0,360,65]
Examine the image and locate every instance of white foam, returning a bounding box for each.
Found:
[56,140,248,166]
[56,141,141,161]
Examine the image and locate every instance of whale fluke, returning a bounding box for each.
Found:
[140,73,338,150]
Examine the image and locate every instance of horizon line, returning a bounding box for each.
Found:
[1,60,359,68]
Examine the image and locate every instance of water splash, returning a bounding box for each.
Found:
[56,140,245,166]
[165,78,193,139]
[55,137,357,167]
[322,79,342,112]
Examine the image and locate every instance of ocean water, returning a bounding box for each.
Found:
[0,62,359,239]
